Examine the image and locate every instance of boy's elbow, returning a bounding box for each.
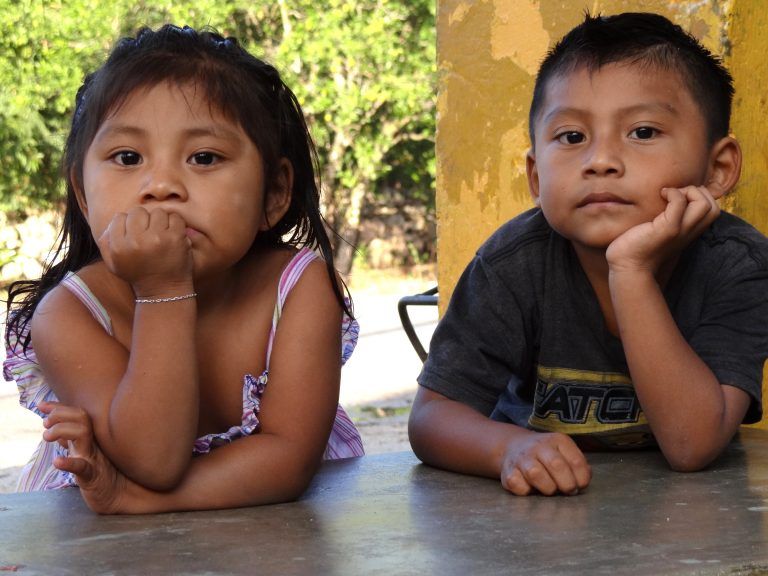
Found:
[408,404,440,466]
[662,445,718,473]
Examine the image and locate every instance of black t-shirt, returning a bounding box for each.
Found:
[418,208,768,448]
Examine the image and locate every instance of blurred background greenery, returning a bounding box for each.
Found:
[0,0,436,287]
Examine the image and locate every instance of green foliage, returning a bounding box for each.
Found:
[0,0,118,214]
[0,0,435,262]
[272,0,436,227]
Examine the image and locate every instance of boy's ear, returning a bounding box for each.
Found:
[260,158,293,231]
[526,149,541,206]
[705,136,742,199]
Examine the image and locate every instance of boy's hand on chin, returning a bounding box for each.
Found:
[606,186,720,276]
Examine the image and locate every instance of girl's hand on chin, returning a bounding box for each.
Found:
[97,206,195,296]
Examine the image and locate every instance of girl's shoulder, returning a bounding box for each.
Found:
[238,246,327,293]
[33,261,132,336]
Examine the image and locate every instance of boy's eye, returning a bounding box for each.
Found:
[112,151,141,166]
[629,127,658,140]
[189,152,219,166]
[556,131,585,145]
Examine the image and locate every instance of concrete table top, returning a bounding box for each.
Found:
[2,429,768,575]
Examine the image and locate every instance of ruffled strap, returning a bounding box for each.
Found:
[265,248,358,368]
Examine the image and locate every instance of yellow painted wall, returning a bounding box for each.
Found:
[436,0,768,425]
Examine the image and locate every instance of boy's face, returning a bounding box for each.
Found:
[527,63,714,252]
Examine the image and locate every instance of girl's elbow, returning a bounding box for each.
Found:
[128,452,192,491]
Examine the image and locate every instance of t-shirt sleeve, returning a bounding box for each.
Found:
[417,254,535,416]
[688,253,768,423]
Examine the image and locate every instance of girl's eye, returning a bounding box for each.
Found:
[189,152,219,166]
[112,151,141,166]
[556,131,585,145]
[630,126,658,140]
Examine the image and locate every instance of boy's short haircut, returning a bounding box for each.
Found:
[528,12,734,146]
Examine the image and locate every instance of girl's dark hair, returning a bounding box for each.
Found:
[529,12,734,147]
[6,24,351,351]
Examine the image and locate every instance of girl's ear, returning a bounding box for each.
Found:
[706,136,742,199]
[71,169,90,219]
[526,149,541,206]
[260,158,293,231]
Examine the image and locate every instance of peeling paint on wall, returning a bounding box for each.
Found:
[490,0,550,73]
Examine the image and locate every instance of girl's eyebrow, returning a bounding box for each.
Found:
[93,123,243,143]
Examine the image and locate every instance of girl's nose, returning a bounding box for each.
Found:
[140,165,188,203]
[582,137,625,178]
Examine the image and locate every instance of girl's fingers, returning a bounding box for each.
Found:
[43,421,93,453]
[147,207,171,232]
[42,404,91,430]
[125,206,151,237]
[53,455,96,483]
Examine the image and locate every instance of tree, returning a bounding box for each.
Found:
[273,0,436,272]
[0,0,119,214]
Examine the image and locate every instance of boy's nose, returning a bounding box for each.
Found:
[582,139,624,177]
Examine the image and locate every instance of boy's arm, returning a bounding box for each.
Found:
[409,387,591,496]
[607,186,751,470]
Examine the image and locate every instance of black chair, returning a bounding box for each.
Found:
[397,286,438,362]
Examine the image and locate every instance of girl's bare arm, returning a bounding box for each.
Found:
[48,260,344,511]
[31,280,199,490]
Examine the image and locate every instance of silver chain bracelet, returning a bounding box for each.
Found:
[135,293,198,304]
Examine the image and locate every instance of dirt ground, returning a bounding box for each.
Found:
[0,265,436,493]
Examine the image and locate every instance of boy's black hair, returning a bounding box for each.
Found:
[6,24,351,351]
[529,12,734,146]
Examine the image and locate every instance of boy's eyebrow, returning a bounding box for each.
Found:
[542,102,680,124]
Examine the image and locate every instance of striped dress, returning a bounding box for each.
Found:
[3,247,364,491]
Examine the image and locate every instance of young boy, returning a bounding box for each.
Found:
[409,12,768,496]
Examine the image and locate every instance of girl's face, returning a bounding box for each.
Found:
[78,82,287,280]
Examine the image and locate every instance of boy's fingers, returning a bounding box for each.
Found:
[661,188,687,230]
[519,456,559,496]
[537,449,581,495]
[681,186,720,231]
[502,467,533,496]
[556,440,592,489]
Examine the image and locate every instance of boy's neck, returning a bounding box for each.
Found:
[572,244,679,338]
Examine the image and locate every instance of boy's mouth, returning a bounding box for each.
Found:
[577,193,631,207]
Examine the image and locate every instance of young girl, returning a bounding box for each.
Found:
[3,24,364,513]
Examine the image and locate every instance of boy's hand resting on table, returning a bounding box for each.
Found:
[40,401,127,514]
[501,431,591,496]
[606,186,720,275]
